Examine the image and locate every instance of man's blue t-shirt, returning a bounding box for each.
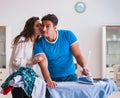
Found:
[34,29,78,78]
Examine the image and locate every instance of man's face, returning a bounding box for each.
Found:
[41,20,57,37]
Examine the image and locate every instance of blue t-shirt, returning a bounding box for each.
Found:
[34,29,78,78]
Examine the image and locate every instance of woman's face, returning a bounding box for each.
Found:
[33,20,41,36]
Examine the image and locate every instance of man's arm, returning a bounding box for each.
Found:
[70,42,89,75]
[36,54,57,88]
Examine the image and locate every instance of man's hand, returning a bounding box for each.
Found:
[46,80,57,88]
[82,67,89,76]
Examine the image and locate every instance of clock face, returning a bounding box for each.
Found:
[75,2,86,13]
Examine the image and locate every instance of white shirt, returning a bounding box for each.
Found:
[9,36,42,77]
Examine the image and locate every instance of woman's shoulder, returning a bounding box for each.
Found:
[18,36,26,42]
[12,36,29,49]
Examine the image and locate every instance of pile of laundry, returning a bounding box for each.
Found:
[0,67,46,98]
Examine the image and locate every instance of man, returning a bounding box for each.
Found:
[34,14,89,88]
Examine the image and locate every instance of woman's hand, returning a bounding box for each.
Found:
[27,56,44,65]
[32,56,44,64]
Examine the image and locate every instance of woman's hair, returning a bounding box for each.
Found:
[41,14,58,26]
[12,17,39,46]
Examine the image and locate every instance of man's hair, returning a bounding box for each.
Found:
[41,14,58,26]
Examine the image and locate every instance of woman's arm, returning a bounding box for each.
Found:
[12,42,41,67]
[12,42,27,67]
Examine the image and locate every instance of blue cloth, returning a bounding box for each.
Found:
[46,74,78,98]
[1,67,38,97]
[34,29,78,78]
[48,79,118,98]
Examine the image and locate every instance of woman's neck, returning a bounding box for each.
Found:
[31,35,37,43]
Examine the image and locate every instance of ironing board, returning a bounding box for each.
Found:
[48,79,118,98]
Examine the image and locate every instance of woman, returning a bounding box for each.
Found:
[10,17,43,98]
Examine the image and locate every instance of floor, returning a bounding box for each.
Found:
[109,91,120,98]
[0,93,11,98]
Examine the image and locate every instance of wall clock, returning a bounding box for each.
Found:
[74,2,86,13]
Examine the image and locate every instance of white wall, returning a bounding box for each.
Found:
[0,0,120,78]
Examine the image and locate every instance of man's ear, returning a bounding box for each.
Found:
[54,25,57,30]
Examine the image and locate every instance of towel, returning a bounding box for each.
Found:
[32,77,46,98]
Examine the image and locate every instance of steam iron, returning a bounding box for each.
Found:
[78,72,94,85]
